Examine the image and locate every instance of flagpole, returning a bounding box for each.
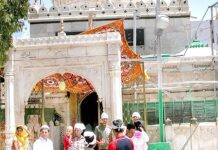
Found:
[155,0,169,142]
[41,79,45,124]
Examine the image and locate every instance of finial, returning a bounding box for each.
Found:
[60,19,64,32]
[58,19,66,36]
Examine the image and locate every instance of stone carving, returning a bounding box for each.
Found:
[53,0,187,8]
[53,0,96,7]
[20,51,37,59]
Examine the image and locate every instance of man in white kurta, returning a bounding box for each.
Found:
[33,125,53,150]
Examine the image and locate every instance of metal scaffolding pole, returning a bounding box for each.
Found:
[155,0,168,142]
[156,0,164,142]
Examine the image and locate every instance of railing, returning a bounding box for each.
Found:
[122,99,218,125]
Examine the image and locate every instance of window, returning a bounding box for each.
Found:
[65,31,82,35]
[55,31,82,36]
[125,29,144,46]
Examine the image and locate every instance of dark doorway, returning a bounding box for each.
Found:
[80,92,98,131]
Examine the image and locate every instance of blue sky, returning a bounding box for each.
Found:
[189,0,218,20]
[14,0,218,38]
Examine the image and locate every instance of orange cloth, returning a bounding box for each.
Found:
[81,19,143,84]
[33,73,94,94]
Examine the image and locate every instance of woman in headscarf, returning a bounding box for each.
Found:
[12,125,30,150]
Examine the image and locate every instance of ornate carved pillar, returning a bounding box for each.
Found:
[4,49,15,150]
[107,42,122,121]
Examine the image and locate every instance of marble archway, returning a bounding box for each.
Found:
[25,72,96,127]
[4,32,122,149]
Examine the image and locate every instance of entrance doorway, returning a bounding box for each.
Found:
[80,92,98,131]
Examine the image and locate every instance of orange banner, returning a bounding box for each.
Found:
[81,19,143,84]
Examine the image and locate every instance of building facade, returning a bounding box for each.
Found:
[2,0,218,150]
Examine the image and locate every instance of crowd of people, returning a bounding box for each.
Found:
[12,111,149,150]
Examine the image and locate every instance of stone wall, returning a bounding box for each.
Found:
[157,122,218,150]
[29,17,190,55]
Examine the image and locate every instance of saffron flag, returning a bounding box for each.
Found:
[81,19,144,84]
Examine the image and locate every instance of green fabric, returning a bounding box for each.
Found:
[24,108,55,124]
[123,99,218,125]
[186,40,209,48]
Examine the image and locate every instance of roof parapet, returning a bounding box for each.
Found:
[28,0,190,22]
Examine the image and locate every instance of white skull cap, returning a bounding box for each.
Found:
[40,124,50,131]
[74,123,85,131]
[132,112,141,118]
[101,112,108,119]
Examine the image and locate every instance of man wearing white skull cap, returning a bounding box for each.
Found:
[132,112,141,123]
[94,112,111,150]
[33,124,53,150]
[74,123,86,131]
[69,123,86,150]
[101,112,108,119]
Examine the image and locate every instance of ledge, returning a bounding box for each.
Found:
[28,1,190,22]
[13,32,121,49]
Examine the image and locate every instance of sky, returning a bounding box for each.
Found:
[189,0,218,20]
[14,0,218,38]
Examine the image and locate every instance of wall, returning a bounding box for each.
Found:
[29,17,190,55]
[29,0,191,55]
[161,122,218,150]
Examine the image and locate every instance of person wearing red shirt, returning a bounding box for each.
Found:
[108,119,134,150]
[63,126,73,150]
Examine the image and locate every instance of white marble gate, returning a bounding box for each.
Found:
[4,32,122,149]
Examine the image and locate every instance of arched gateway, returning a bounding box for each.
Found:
[4,32,122,149]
